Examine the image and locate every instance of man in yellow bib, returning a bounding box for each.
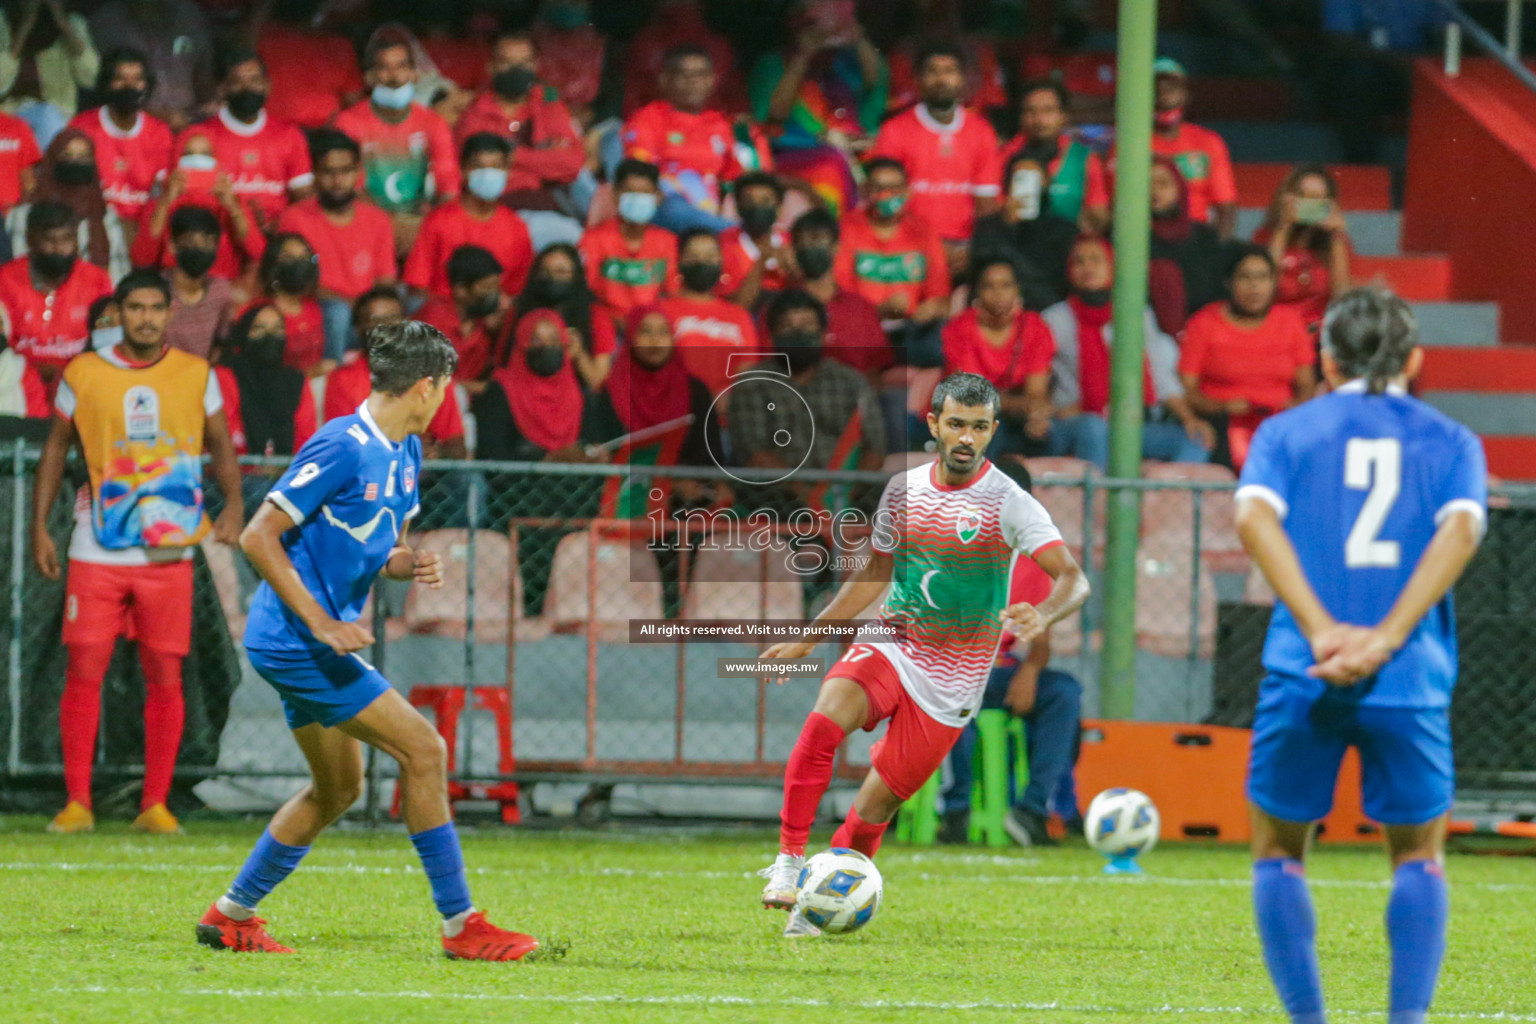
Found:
[32,269,243,834]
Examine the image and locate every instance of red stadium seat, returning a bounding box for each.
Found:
[1024,457,1104,558]
[681,536,805,621]
[542,528,664,642]
[1134,535,1217,658]
[1142,461,1248,575]
[403,529,547,642]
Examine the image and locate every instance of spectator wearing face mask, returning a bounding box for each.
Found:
[1149,154,1229,318]
[0,298,51,419]
[453,30,584,250]
[324,288,467,459]
[580,159,678,330]
[660,228,763,397]
[1128,59,1237,240]
[503,243,616,386]
[474,309,589,463]
[403,133,535,305]
[1000,80,1110,234]
[787,208,890,382]
[188,49,313,229]
[160,206,234,360]
[0,201,114,383]
[213,301,316,460]
[1,0,99,149]
[335,33,461,259]
[416,245,511,389]
[276,129,397,364]
[87,0,211,131]
[66,48,171,227]
[129,130,265,283]
[970,153,1079,312]
[718,171,792,310]
[7,129,129,281]
[253,231,326,376]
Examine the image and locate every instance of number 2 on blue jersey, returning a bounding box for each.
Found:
[1344,438,1401,569]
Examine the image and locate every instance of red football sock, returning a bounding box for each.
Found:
[139,648,185,810]
[779,712,847,856]
[59,642,115,810]
[830,805,889,858]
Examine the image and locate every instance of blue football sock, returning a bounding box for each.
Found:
[1387,860,1448,1024]
[1253,858,1327,1024]
[226,830,311,910]
[409,822,474,918]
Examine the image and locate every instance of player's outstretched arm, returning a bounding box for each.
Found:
[241,501,375,655]
[381,525,445,589]
[1001,544,1089,645]
[762,550,893,664]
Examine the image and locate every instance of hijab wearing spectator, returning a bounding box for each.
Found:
[1149,154,1193,245]
[1065,236,1155,414]
[224,301,306,456]
[34,128,111,270]
[491,309,582,453]
[607,305,692,434]
[507,242,597,361]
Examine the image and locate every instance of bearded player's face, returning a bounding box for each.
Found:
[927,397,996,478]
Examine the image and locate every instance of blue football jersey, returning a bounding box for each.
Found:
[1236,382,1487,708]
[245,403,422,652]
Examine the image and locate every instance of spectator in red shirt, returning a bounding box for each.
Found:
[0,201,113,383]
[624,44,743,235]
[474,309,589,463]
[870,40,1001,261]
[67,48,172,228]
[528,0,606,127]
[943,255,1054,457]
[7,129,129,280]
[0,297,51,418]
[1000,80,1111,234]
[660,228,763,398]
[624,0,747,116]
[416,245,509,389]
[579,159,678,332]
[276,129,397,365]
[161,206,235,360]
[1253,163,1353,333]
[719,171,792,310]
[453,30,584,251]
[1178,244,1317,470]
[835,157,950,367]
[215,301,317,460]
[334,32,461,259]
[403,133,534,304]
[129,130,265,284]
[194,49,314,230]
[1145,58,1237,239]
[326,287,466,458]
[885,1,1007,117]
[0,112,42,217]
[505,242,617,387]
[255,231,327,377]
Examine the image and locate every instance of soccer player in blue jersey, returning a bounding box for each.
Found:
[196,320,542,961]
[1235,287,1486,1024]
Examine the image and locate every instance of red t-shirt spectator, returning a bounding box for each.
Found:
[819,288,892,373]
[257,24,364,129]
[452,86,584,197]
[240,298,326,374]
[580,221,679,325]
[623,4,747,115]
[999,132,1111,215]
[130,193,267,280]
[1178,302,1314,413]
[623,101,742,214]
[416,297,496,383]
[0,112,42,212]
[277,198,397,301]
[887,38,1007,114]
[528,24,605,111]
[68,107,175,223]
[214,364,317,454]
[870,105,1001,242]
[323,354,465,444]
[0,256,112,374]
[421,36,490,91]
[1252,226,1350,331]
[333,100,462,212]
[941,308,1055,390]
[189,109,314,226]
[659,295,762,393]
[834,208,950,314]
[1145,125,1236,226]
[402,199,534,300]
[719,226,790,297]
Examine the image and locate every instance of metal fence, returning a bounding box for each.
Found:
[2,445,1534,820]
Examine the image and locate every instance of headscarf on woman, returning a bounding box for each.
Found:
[224,302,307,456]
[490,309,583,453]
[33,127,111,269]
[606,305,692,434]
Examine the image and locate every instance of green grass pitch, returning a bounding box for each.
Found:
[1,817,1532,1024]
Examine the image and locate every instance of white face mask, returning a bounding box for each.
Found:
[372,82,416,110]
[179,153,217,172]
[1010,168,1043,221]
[92,325,123,350]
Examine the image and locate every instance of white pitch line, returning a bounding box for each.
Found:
[37,985,1536,1022]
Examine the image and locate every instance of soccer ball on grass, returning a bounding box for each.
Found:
[794,848,883,934]
[1085,788,1160,871]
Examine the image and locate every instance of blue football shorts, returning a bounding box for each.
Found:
[246,644,393,730]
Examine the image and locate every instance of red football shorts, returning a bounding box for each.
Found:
[62,559,194,655]
[826,642,964,801]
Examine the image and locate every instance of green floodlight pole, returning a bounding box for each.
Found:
[1099,0,1157,719]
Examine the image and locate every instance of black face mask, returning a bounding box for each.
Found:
[1076,288,1112,308]
[525,344,564,377]
[465,292,500,320]
[317,189,355,211]
[30,251,76,281]
[738,202,778,236]
[272,258,318,294]
[774,329,823,375]
[492,66,538,101]
[678,261,723,294]
[226,89,267,120]
[1020,138,1061,166]
[243,331,287,364]
[105,86,146,115]
[175,246,217,279]
[54,161,95,187]
[794,244,834,280]
[532,275,575,303]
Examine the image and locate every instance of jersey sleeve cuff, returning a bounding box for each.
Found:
[1436,497,1486,537]
[1235,484,1288,520]
[266,489,305,525]
[1028,537,1066,558]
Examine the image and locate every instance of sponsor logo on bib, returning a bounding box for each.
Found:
[124,386,160,441]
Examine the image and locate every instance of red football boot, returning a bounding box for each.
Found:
[441,911,540,961]
[196,904,295,953]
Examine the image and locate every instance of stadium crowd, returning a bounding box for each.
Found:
[0,0,1367,477]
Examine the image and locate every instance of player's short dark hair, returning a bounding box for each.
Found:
[96,46,156,99]
[353,285,405,325]
[310,128,361,164]
[170,205,222,241]
[368,320,458,394]
[790,208,839,244]
[662,43,712,72]
[994,454,1033,493]
[614,158,661,189]
[26,200,78,237]
[675,227,720,255]
[916,39,967,74]
[114,269,171,307]
[1225,243,1276,278]
[863,156,907,182]
[446,245,503,288]
[1322,287,1419,396]
[217,47,266,84]
[931,372,1000,419]
[733,170,784,203]
[764,289,828,335]
[1020,78,1071,109]
[460,131,512,166]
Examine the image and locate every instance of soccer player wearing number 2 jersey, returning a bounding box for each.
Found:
[197,321,543,961]
[1236,288,1487,1024]
[758,371,1089,937]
